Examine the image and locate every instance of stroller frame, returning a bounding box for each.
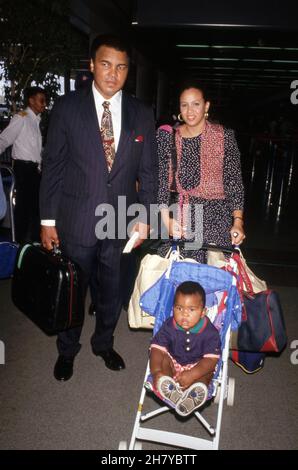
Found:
[126,326,233,451]
[121,251,240,451]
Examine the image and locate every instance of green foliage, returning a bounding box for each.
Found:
[0,0,87,112]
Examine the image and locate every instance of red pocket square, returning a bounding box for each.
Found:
[134,135,144,142]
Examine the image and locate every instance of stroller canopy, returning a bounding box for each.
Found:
[140,262,242,339]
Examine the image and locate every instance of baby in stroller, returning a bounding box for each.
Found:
[150,280,221,417]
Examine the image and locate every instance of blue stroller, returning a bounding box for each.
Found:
[120,250,242,450]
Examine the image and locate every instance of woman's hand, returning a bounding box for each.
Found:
[169,218,187,239]
[230,218,246,245]
[160,208,187,239]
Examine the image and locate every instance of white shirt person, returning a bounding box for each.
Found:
[0,87,46,242]
[0,106,43,164]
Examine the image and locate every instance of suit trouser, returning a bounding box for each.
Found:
[13,160,41,243]
[57,239,124,358]
[89,251,137,309]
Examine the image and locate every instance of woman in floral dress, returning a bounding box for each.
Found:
[157,81,245,262]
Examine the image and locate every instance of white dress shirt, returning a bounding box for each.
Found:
[41,82,123,226]
[0,106,42,163]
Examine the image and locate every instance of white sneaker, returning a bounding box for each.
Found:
[157,376,183,406]
[175,382,208,416]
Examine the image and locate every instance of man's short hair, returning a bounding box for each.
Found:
[175,281,206,307]
[24,86,46,107]
[90,34,131,61]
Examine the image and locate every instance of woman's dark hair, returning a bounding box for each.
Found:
[90,34,131,61]
[178,80,210,102]
[174,281,206,307]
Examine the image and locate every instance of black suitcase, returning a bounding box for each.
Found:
[11,244,84,335]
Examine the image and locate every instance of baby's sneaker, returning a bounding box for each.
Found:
[157,376,183,406]
[176,382,208,416]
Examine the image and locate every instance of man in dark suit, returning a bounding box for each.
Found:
[40,35,157,381]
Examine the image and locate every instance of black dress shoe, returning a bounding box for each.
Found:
[54,355,74,381]
[88,303,96,316]
[95,349,125,371]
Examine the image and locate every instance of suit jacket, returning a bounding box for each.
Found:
[40,85,157,246]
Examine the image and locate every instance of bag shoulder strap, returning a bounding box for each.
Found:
[170,127,177,192]
[232,252,254,296]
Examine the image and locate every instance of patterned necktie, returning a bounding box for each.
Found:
[100,101,115,172]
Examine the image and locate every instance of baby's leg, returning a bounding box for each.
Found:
[186,357,218,387]
[197,371,214,387]
[160,354,176,377]
[155,355,183,407]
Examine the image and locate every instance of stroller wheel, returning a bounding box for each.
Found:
[227,377,235,406]
[118,440,127,450]
[134,441,143,450]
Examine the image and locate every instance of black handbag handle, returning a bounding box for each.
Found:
[38,242,62,256]
[52,243,61,255]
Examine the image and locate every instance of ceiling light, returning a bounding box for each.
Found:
[272,60,298,63]
[247,46,282,50]
[183,57,210,60]
[212,58,239,61]
[176,44,209,48]
[239,67,262,71]
[183,57,239,61]
[242,59,271,62]
[265,68,288,72]
[211,45,245,49]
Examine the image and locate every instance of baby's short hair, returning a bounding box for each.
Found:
[175,281,206,308]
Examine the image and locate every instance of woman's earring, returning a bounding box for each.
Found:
[178,113,184,122]
[204,111,209,119]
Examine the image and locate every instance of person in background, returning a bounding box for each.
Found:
[0,86,46,242]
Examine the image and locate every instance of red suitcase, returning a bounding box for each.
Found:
[11,244,84,334]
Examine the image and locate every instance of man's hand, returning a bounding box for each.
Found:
[40,225,60,251]
[130,222,150,248]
